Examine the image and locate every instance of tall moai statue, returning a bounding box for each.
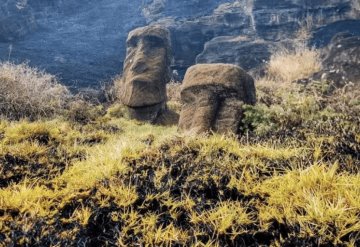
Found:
[118,25,172,122]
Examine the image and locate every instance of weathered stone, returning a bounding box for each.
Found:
[322,33,360,83]
[299,32,360,88]
[118,25,172,122]
[127,103,166,122]
[196,36,287,71]
[179,64,256,134]
[310,20,360,48]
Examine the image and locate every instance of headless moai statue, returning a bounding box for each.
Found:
[178,63,256,134]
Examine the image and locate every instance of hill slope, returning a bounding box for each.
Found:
[0,78,359,246]
[0,0,359,87]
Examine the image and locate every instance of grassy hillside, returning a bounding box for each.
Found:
[0,47,359,246]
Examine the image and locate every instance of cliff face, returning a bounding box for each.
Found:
[0,0,36,42]
[0,0,359,87]
[0,0,146,88]
[154,0,360,75]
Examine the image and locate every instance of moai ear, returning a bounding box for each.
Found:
[178,103,194,132]
[243,75,256,105]
[178,88,197,132]
[190,89,219,134]
[213,98,244,135]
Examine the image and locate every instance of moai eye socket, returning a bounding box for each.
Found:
[145,35,165,48]
[127,36,139,48]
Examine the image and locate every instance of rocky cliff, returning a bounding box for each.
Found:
[0,0,359,88]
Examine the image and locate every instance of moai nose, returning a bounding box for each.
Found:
[131,60,148,74]
[131,41,148,74]
[135,40,147,56]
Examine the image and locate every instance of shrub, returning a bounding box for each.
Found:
[266,17,321,83]
[267,44,322,82]
[241,103,277,135]
[106,103,130,119]
[244,37,327,137]
[65,99,105,124]
[0,62,70,120]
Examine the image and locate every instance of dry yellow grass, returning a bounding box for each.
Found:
[267,45,322,82]
[265,18,321,83]
[0,41,359,246]
[0,104,358,246]
[257,164,360,243]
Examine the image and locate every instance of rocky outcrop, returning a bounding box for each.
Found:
[142,0,230,21]
[179,64,256,134]
[0,0,359,87]
[309,33,360,87]
[196,36,285,73]
[190,0,360,78]
[118,25,172,122]
[310,20,360,48]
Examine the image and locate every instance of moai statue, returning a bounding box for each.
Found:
[178,64,256,134]
[118,25,172,122]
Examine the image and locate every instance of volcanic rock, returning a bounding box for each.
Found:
[307,33,360,88]
[179,63,256,134]
[0,0,359,87]
[118,25,172,122]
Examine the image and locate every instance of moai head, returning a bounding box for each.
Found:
[119,25,172,109]
[178,64,256,134]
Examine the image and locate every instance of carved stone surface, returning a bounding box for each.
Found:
[118,25,172,122]
[179,63,256,134]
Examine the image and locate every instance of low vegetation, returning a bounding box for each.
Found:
[0,62,70,120]
[0,48,359,246]
[267,46,321,82]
